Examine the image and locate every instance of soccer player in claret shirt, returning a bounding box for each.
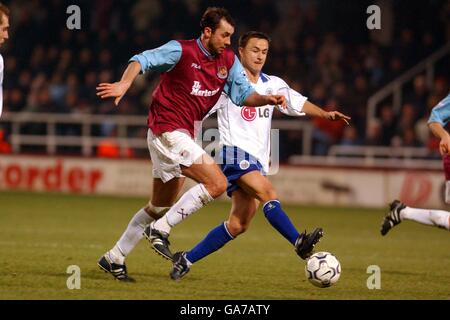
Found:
[381,93,450,235]
[96,7,285,281]
[167,31,351,280]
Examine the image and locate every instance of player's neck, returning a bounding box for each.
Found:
[244,68,260,84]
[199,36,214,56]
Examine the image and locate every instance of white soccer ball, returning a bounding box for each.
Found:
[305,251,341,288]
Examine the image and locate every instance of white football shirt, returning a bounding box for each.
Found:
[208,73,308,173]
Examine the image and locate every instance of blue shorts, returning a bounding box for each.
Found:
[220,145,265,197]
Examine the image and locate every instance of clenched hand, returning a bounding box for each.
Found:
[268,95,287,109]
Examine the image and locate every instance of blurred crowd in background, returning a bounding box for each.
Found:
[0,0,449,159]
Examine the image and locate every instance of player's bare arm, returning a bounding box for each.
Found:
[96,61,141,106]
[429,122,450,155]
[244,92,287,108]
[302,100,351,125]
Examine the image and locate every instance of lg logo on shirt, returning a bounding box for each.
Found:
[241,107,270,121]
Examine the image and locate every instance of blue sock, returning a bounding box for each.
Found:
[263,200,300,245]
[186,222,234,264]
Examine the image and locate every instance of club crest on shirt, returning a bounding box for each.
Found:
[180,149,190,159]
[265,88,273,95]
[217,66,228,79]
[239,160,250,170]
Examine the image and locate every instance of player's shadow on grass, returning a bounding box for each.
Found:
[341,267,422,277]
[132,272,204,282]
[79,269,203,283]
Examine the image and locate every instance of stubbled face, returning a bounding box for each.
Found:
[0,14,9,46]
[204,18,234,55]
[239,37,269,74]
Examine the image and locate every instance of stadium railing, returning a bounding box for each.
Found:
[0,112,146,156]
[366,42,450,137]
[0,111,442,169]
[289,145,442,169]
[0,112,314,156]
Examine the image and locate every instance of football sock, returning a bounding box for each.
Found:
[401,207,450,230]
[186,222,234,264]
[153,183,213,234]
[108,246,125,265]
[113,208,154,261]
[263,200,300,245]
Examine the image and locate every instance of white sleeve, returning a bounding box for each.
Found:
[273,76,307,116]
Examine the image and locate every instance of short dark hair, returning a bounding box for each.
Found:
[0,2,9,24]
[239,31,271,48]
[200,7,235,33]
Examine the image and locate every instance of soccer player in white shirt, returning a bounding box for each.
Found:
[0,2,10,118]
[168,31,351,280]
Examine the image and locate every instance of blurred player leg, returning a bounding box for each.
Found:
[381,200,450,235]
[400,206,450,230]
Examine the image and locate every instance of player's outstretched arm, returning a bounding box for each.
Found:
[302,101,351,125]
[244,92,287,108]
[429,122,450,155]
[96,61,141,106]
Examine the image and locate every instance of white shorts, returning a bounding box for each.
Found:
[147,129,205,183]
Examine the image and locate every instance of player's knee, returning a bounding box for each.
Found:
[258,188,278,203]
[227,220,249,237]
[205,176,227,198]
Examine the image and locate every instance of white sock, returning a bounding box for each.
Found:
[153,184,213,234]
[108,246,125,265]
[430,210,450,230]
[401,207,450,230]
[111,208,154,263]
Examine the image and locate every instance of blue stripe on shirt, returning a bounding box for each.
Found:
[260,73,269,83]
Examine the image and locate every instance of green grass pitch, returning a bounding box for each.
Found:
[0,191,449,300]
